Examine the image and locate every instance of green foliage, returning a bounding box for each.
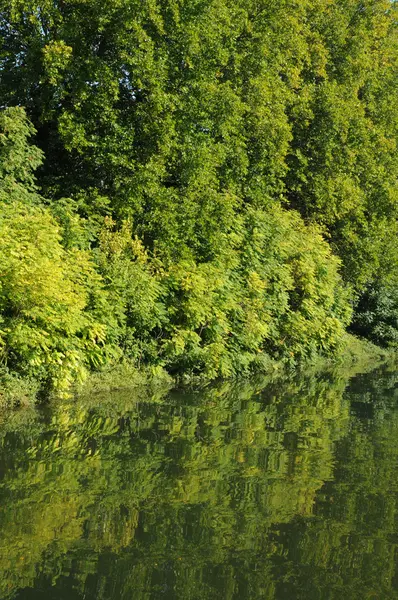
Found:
[95,218,167,364]
[0,0,397,398]
[0,368,39,408]
[93,205,351,381]
[0,106,43,205]
[0,107,116,396]
[1,0,396,277]
[0,201,110,394]
[237,207,352,363]
[350,282,398,347]
[283,0,398,288]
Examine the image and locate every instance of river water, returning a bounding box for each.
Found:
[0,365,398,599]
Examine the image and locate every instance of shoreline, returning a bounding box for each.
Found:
[0,334,395,411]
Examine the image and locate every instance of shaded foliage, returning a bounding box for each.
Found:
[350,282,398,347]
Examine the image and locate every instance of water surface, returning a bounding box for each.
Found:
[1,366,398,599]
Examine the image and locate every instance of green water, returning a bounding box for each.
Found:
[1,366,398,599]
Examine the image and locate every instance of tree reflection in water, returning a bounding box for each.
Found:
[0,366,398,599]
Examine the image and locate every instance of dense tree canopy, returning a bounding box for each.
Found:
[0,0,397,398]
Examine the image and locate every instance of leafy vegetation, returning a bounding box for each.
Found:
[0,0,397,400]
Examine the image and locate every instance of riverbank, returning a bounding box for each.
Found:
[1,339,397,599]
[0,334,394,410]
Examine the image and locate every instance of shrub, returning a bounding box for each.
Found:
[0,201,109,395]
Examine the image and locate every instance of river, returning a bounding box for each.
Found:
[0,364,397,599]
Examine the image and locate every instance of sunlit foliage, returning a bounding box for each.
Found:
[0,0,397,397]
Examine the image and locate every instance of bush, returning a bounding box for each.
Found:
[350,282,398,347]
[0,107,353,400]
[95,206,352,381]
[0,201,110,395]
